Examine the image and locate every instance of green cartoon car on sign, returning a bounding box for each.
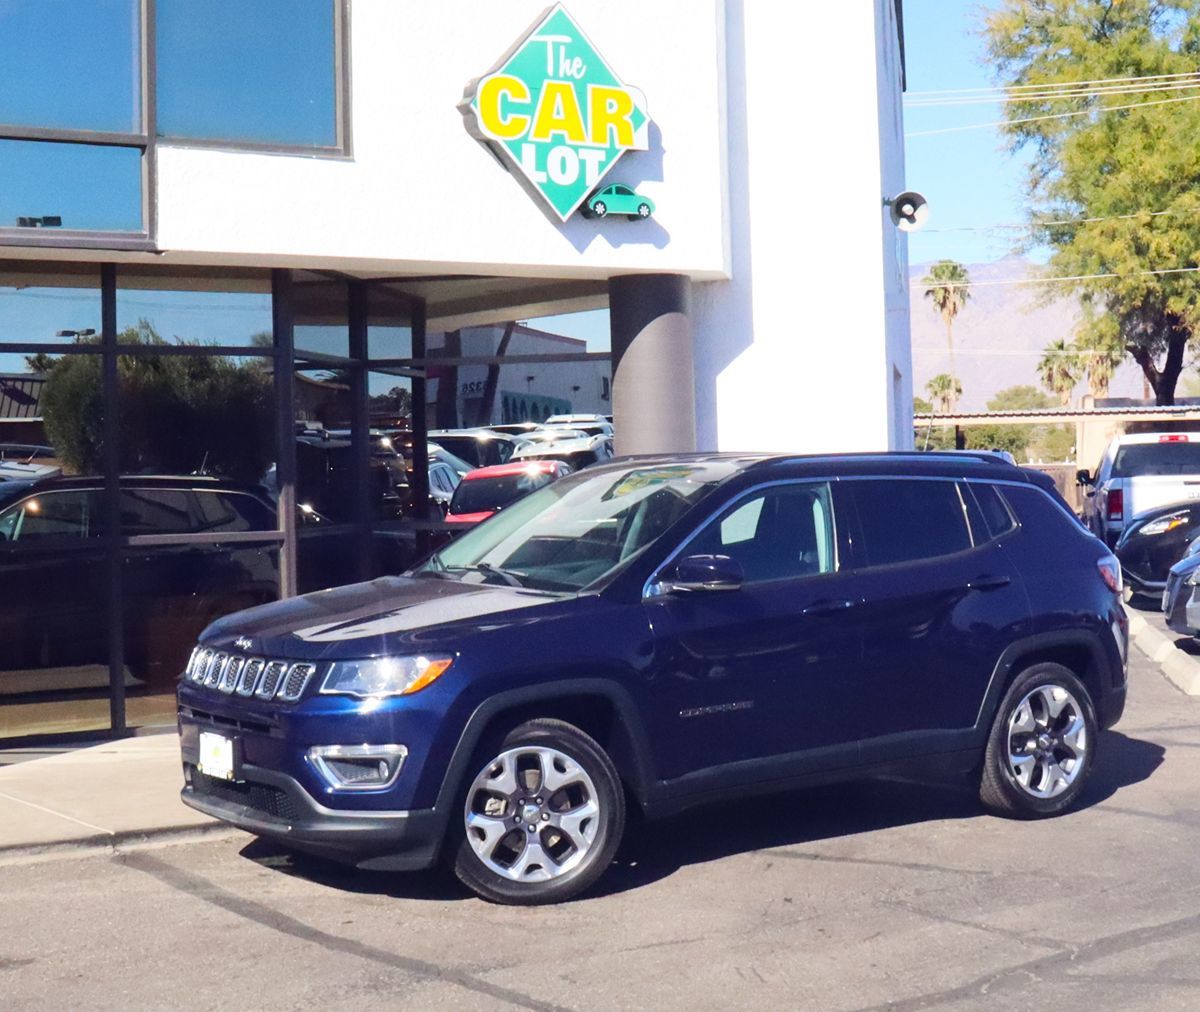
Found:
[583,184,655,220]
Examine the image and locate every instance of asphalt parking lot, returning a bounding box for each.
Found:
[4,645,1199,1012]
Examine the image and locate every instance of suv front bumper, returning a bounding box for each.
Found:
[181,761,445,871]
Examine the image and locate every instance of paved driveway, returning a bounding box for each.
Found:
[3,647,1198,1011]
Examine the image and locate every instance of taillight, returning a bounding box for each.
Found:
[1098,554,1123,594]
[1106,488,1124,521]
[1160,434,1189,443]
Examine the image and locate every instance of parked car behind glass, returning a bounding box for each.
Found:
[180,453,1127,905]
[446,460,570,526]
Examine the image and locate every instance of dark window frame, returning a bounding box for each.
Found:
[0,0,351,251]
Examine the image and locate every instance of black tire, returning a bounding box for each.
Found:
[452,718,625,905]
[636,203,651,218]
[979,662,1098,819]
[592,201,607,218]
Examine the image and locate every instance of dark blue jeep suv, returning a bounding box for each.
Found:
[179,453,1128,904]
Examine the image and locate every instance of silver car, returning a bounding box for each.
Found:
[1162,538,1200,635]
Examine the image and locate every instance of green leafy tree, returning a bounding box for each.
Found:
[925,373,963,413]
[1038,339,1081,406]
[987,385,1055,412]
[984,0,1200,404]
[922,260,971,378]
[41,320,273,483]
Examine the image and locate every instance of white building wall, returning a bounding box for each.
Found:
[153,0,729,281]
[692,0,911,453]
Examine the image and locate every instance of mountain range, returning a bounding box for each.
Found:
[909,256,1145,411]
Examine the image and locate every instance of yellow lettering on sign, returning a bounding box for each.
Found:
[478,75,531,140]
[530,81,587,144]
[589,86,636,148]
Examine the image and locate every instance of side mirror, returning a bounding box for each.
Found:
[1076,469,1093,486]
[652,554,744,596]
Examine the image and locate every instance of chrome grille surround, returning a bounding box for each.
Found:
[186,646,320,704]
[254,660,288,701]
[278,663,317,703]
[235,658,265,697]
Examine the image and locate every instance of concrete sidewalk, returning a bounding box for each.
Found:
[0,733,236,861]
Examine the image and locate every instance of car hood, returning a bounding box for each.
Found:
[200,575,575,660]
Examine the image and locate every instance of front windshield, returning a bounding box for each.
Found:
[418,461,742,592]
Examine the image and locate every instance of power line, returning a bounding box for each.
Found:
[907,78,1200,108]
[906,69,1200,98]
[910,264,1200,289]
[920,208,1196,234]
[906,92,1200,137]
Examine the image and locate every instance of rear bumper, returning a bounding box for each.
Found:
[181,761,445,871]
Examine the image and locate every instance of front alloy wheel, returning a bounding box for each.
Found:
[979,662,1098,818]
[454,719,624,904]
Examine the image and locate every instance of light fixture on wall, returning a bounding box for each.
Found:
[55,328,96,339]
[884,191,928,232]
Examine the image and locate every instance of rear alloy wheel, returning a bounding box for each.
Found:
[453,719,624,904]
[979,662,1097,818]
[636,203,651,218]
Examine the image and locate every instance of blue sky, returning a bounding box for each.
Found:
[903,0,1038,267]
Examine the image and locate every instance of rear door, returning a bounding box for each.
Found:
[844,478,1030,757]
[644,480,864,779]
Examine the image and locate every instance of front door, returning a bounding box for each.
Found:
[644,481,864,781]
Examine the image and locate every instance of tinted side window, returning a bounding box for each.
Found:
[194,491,274,533]
[688,483,836,583]
[853,479,972,567]
[119,489,195,535]
[969,483,1018,540]
[2,491,99,541]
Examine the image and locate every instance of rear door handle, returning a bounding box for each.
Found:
[801,598,858,616]
[967,574,1011,592]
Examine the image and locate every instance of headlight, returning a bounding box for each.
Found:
[1139,513,1189,537]
[320,655,454,698]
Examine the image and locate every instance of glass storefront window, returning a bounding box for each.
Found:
[117,353,276,486]
[116,271,273,347]
[0,352,108,742]
[156,0,339,148]
[0,139,143,233]
[0,264,101,345]
[0,0,141,134]
[294,279,350,361]
[120,542,280,727]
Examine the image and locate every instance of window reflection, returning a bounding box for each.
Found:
[156,0,339,147]
[0,0,140,133]
[0,140,143,233]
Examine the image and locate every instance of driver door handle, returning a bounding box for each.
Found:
[967,574,1011,592]
[801,598,858,617]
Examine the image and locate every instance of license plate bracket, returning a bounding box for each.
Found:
[198,731,238,782]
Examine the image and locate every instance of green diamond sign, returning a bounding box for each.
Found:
[461,4,650,221]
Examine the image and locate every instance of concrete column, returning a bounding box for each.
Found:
[609,273,696,455]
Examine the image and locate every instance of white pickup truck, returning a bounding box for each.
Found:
[1079,432,1200,546]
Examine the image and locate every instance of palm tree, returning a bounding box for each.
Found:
[925,373,963,414]
[1038,339,1081,407]
[922,260,971,378]
[1072,334,1122,400]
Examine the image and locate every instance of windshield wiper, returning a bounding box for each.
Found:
[445,563,527,588]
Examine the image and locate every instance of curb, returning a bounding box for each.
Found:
[0,822,245,867]
[1128,613,1200,695]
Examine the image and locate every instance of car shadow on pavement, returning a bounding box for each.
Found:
[235,730,1163,904]
[591,730,1164,899]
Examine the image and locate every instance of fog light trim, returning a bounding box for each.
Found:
[307,744,408,791]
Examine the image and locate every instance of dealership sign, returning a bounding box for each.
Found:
[461,4,649,221]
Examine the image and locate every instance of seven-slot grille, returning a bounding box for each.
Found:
[185,647,317,703]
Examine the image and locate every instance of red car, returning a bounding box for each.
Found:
[445,460,570,526]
